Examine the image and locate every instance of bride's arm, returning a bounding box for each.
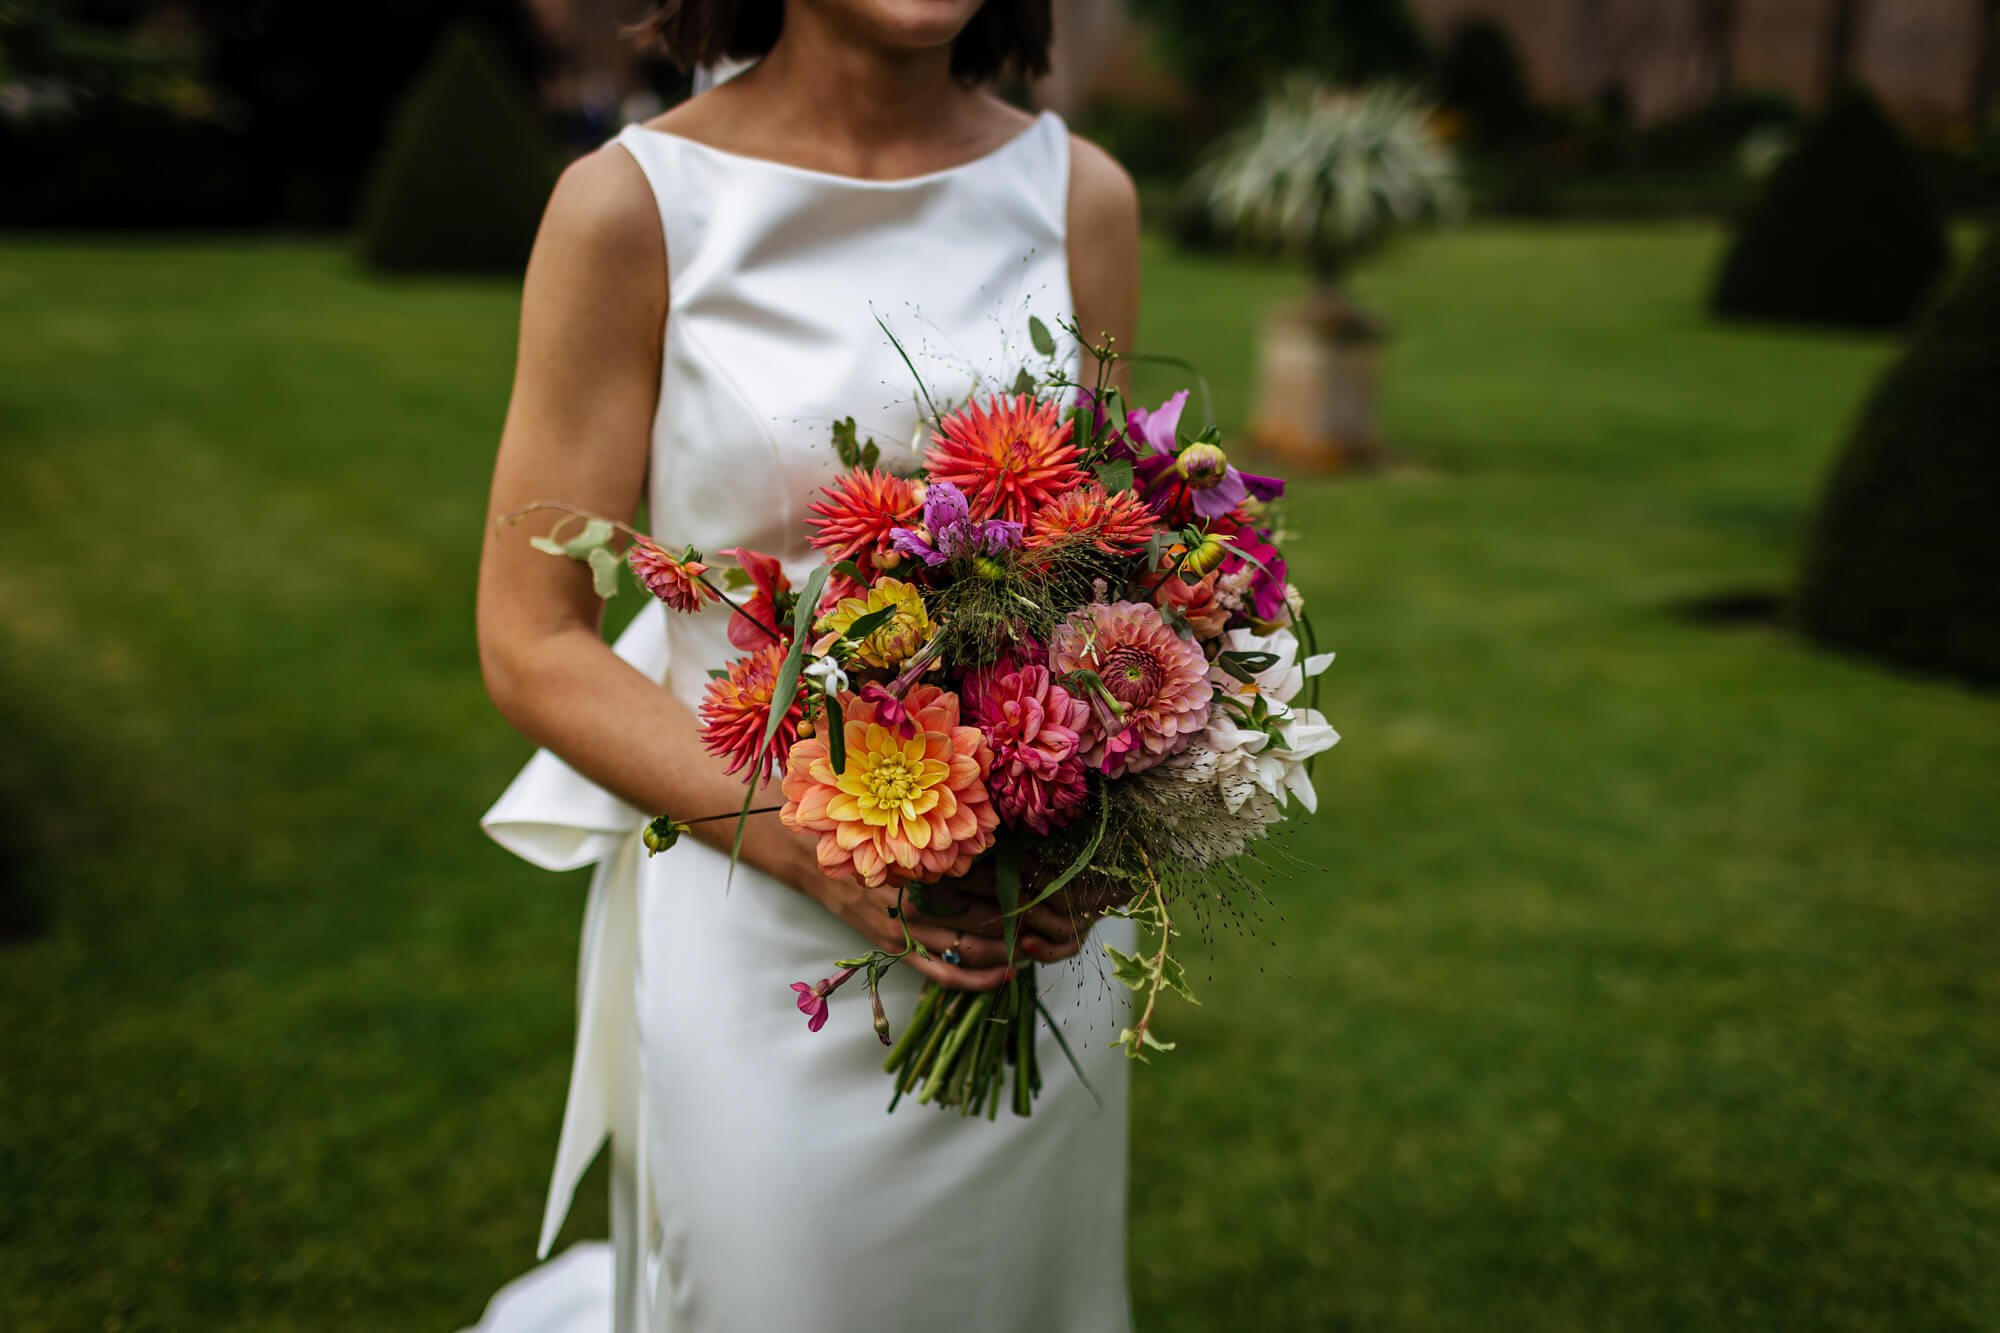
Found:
[475,148,1012,988]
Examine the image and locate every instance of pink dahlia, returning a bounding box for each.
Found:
[966,664,1090,834]
[779,684,998,888]
[1049,600,1212,777]
[628,538,720,614]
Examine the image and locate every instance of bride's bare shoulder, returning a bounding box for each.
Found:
[1066,130,1140,237]
[533,140,663,274]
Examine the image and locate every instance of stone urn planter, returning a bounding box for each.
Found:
[1191,80,1458,474]
[1248,292,1387,472]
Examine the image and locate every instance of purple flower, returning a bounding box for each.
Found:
[889,481,1023,566]
[1112,391,1285,522]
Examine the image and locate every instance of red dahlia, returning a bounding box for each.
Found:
[1025,482,1158,557]
[698,641,804,781]
[807,470,921,566]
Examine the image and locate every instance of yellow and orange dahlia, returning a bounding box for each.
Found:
[779,684,998,888]
[923,394,1086,524]
[814,576,935,670]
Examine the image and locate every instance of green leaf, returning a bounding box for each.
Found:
[1010,366,1036,396]
[838,603,899,643]
[1103,944,1150,992]
[586,545,622,599]
[825,690,847,775]
[1093,459,1134,494]
[1113,1026,1177,1063]
[1019,785,1108,912]
[994,839,1022,966]
[1160,952,1200,1006]
[562,518,615,559]
[528,535,568,556]
[832,416,863,469]
[1214,649,1280,683]
[1028,315,1056,358]
[725,563,830,889]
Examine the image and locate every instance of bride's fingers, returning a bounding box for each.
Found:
[906,923,1012,970]
[904,948,1012,992]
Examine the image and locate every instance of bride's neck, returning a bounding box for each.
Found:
[740,12,974,153]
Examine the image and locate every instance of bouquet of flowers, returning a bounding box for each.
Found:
[513,320,1337,1118]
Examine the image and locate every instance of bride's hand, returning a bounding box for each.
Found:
[791,862,1017,992]
[936,860,1131,967]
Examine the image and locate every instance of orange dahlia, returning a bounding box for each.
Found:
[779,684,998,887]
[807,470,921,566]
[698,641,804,781]
[1025,482,1159,557]
[924,394,1086,524]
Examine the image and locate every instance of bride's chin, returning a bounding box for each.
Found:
[804,0,987,53]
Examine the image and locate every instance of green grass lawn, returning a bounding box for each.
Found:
[2,226,1995,1331]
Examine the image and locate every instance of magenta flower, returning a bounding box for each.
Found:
[1109,390,1285,524]
[966,664,1091,834]
[789,965,859,1033]
[889,481,1023,567]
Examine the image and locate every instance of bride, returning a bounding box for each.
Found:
[470,1,1142,1328]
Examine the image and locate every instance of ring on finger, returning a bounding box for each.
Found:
[941,932,964,967]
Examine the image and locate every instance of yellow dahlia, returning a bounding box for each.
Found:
[924,394,1086,524]
[814,576,935,670]
[779,684,998,887]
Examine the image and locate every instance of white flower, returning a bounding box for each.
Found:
[1207,626,1335,706]
[1196,626,1339,816]
[803,655,849,697]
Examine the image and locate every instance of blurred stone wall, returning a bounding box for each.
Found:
[1407,0,1985,130]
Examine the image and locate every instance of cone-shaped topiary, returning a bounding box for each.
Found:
[1793,232,2000,685]
[1711,85,1947,329]
[354,22,557,273]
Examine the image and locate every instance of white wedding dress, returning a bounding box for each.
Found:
[468,109,1136,1333]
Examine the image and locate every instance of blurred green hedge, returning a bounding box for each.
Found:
[1711,86,1947,328]
[353,22,558,273]
[1795,231,2000,684]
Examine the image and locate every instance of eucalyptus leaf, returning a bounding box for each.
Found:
[586,545,622,599]
[562,518,615,559]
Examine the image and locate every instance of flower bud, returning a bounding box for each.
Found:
[871,986,892,1046]
[642,815,688,856]
[1175,441,1229,490]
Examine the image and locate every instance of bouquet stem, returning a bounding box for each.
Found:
[884,966,1042,1117]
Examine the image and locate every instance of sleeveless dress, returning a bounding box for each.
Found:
[467,110,1137,1333]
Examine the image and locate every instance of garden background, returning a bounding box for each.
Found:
[3,2,1997,1329]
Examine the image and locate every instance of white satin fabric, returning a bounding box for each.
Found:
[467,111,1135,1333]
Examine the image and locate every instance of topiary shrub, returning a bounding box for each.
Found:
[1793,231,2000,685]
[1436,17,1535,148]
[354,22,558,273]
[1711,85,1947,329]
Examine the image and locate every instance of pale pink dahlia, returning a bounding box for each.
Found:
[966,664,1090,834]
[1049,600,1212,777]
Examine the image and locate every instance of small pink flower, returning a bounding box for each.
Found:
[789,965,860,1033]
[858,683,918,739]
[628,538,721,614]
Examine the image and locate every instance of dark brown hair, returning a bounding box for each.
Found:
[630,0,1053,83]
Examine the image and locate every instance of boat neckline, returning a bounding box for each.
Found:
[625,110,1053,188]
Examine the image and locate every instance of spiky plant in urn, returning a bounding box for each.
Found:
[1194,80,1460,469]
